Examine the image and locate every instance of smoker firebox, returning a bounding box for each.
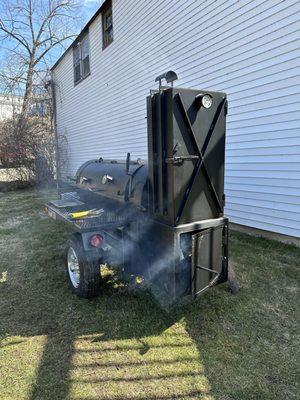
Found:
[45,72,229,307]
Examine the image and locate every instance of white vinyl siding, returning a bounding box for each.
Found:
[53,0,300,238]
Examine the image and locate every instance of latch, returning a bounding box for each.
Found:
[165,155,200,165]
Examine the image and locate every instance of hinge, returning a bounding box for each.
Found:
[222,193,226,208]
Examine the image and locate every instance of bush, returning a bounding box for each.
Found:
[0,116,56,185]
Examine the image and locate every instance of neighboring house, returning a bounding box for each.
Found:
[51,0,300,241]
[0,94,23,121]
[0,94,48,121]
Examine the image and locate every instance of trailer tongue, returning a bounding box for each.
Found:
[45,72,229,307]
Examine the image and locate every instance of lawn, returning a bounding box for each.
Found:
[0,189,299,400]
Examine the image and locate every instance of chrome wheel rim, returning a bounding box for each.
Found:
[67,247,80,288]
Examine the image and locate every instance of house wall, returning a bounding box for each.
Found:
[52,0,300,238]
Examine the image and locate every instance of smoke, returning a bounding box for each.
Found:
[117,212,192,309]
[43,184,193,309]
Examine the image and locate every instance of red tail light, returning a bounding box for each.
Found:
[89,234,104,248]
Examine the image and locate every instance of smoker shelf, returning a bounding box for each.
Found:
[45,201,129,231]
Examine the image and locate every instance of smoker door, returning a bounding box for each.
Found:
[192,225,224,297]
[147,87,227,226]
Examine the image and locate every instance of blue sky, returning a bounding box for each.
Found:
[82,0,103,23]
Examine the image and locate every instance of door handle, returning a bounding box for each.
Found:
[165,155,200,165]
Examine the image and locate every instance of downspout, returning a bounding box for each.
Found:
[50,72,61,195]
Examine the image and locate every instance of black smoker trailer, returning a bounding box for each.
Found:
[45,72,229,307]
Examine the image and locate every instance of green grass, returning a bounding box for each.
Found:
[0,189,299,400]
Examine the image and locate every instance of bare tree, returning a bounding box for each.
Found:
[0,0,80,119]
[0,0,84,186]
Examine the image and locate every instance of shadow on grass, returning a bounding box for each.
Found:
[0,236,225,400]
[0,252,234,400]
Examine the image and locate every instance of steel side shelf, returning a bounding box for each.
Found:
[44,201,129,231]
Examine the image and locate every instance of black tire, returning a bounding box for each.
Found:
[66,234,101,298]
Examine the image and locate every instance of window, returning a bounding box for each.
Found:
[73,32,90,84]
[102,1,113,49]
[29,101,46,117]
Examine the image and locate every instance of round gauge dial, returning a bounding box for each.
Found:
[202,94,213,109]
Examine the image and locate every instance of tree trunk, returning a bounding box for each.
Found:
[21,60,35,119]
[17,52,35,135]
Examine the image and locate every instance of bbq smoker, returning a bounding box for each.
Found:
[45,71,229,307]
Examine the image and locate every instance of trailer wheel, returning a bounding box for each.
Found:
[66,234,101,298]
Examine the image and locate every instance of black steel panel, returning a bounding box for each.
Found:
[147,87,227,227]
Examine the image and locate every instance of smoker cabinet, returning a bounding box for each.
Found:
[147,87,227,226]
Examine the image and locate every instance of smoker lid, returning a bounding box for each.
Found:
[75,158,148,205]
[76,158,146,177]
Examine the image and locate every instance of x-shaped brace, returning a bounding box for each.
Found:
[175,93,225,224]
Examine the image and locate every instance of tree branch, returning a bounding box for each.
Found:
[35,35,76,65]
[0,21,32,55]
[35,1,72,44]
[28,0,36,44]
